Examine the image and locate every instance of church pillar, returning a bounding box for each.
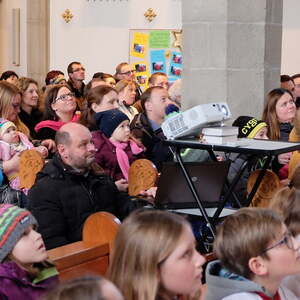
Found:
[182,0,283,119]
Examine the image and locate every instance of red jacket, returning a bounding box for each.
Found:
[92,131,144,181]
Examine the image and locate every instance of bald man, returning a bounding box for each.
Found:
[28,123,142,249]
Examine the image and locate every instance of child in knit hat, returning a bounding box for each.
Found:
[228,116,269,207]
[0,119,48,194]
[232,116,268,139]
[92,109,145,192]
[0,204,58,299]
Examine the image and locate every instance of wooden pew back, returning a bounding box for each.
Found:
[48,241,109,281]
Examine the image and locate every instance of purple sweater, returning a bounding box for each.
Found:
[0,261,58,299]
[92,130,144,181]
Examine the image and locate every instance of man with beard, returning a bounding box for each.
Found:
[28,123,142,249]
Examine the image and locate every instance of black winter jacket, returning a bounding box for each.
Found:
[28,155,138,250]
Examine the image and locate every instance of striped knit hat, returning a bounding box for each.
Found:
[0,204,37,262]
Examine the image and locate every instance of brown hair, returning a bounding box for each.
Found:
[140,86,164,111]
[114,62,129,78]
[108,209,200,300]
[269,187,300,237]
[214,207,282,279]
[262,88,294,140]
[16,77,40,108]
[148,72,167,86]
[79,85,117,128]
[115,80,135,93]
[0,81,30,136]
[43,84,71,121]
[43,276,107,300]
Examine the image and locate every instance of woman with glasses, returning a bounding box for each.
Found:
[115,80,139,122]
[35,84,80,140]
[16,77,43,140]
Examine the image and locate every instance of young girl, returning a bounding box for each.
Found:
[0,204,58,299]
[93,108,144,190]
[0,119,48,194]
[107,209,206,300]
[79,85,119,131]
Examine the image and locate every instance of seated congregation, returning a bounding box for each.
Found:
[0,65,300,299]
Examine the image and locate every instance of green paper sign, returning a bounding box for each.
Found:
[149,31,170,48]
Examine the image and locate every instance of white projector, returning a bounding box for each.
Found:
[162,102,231,140]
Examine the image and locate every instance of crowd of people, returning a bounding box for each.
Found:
[0,64,300,299]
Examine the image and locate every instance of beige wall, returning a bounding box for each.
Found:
[0,0,28,76]
[281,0,300,75]
[49,0,181,81]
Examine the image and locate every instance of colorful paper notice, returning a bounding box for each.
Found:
[130,32,148,58]
[168,51,182,78]
[149,31,170,48]
[150,50,167,74]
[132,61,150,89]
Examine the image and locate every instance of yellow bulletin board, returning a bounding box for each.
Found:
[129,29,182,91]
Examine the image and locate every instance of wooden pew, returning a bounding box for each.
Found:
[47,212,121,281]
[48,241,110,281]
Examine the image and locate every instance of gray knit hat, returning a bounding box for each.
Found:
[0,204,37,262]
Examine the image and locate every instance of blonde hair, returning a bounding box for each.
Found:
[108,210,199,300]
[0,81,30,136]
[115,80,135,93]
[214,207,282,279]
[269,187,300,237]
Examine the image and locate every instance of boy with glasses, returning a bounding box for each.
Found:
[205,208,300,300]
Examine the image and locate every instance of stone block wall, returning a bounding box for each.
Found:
[182,0,283,120]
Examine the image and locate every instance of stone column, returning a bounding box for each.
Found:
[182,0,283,120]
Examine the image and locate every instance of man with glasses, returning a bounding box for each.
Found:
[67,61,86,99]
[114,62,142,101]
[205,208,300,300]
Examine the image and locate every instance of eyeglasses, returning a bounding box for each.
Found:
[262,231,295,253]
[55,92,75,103]
[72,67,85,73]
[119,70,135,75]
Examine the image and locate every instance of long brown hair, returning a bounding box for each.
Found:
[107,210,201,300]
[0,81,30,136]
[79,85,117,128]
[262,88,294,140]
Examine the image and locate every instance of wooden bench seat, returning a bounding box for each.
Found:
[48,241,110,281]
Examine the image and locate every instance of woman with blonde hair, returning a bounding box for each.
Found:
[16,77,43,139]
[0,81,30,137]
[108,210,205,300]
[115,80,138,121]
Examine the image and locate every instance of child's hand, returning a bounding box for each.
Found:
[278,152,292,165]
[139,186,157,200]
[4,152,21,173]
[115,178,128,192]
[36,146,48,158]
[41,139,56,153]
